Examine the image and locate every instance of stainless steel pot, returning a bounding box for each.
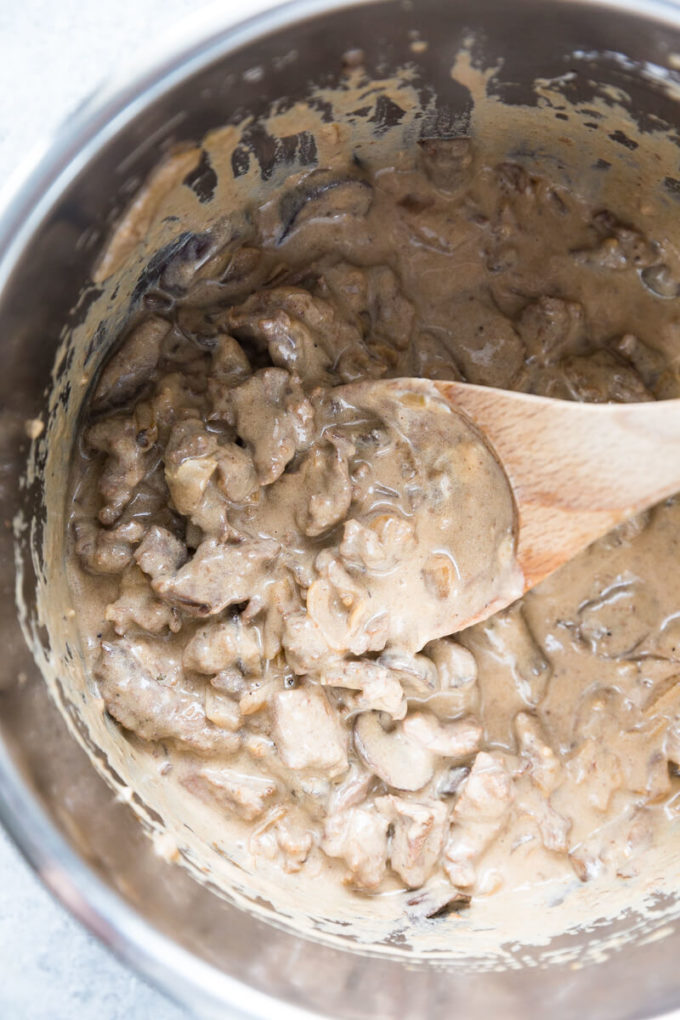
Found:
[3,1,680,1016]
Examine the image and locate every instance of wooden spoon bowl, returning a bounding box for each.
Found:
[342,378,680,633]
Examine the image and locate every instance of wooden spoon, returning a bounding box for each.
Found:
[352,377,680,630]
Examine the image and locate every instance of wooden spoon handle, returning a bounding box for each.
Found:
[435,382,680,586]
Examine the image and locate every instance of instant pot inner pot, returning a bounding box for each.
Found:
[6,1,680,1017]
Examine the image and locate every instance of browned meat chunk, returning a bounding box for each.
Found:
[134,525,186,580]
[281,611,335,676]
[93,316,170,409]
[377,795,449,888]
[443,297,525,389]
[229,368,314,484]
[251,806,317,873]
[106,567,181,634]
[227,287,362,385]
[153,535,279,616]
[322,805,389,889]
[164,418,218,516]
[518,296,585,365]
[96,637,241,754]
[215,443,259,502]
[183,618,262,675]
[211,334,252,386]
[272,687,348,776]
[183,766,277,820]
[87,414,153,525]
[444,752,514,888]
[74,518,135,575]
[294,440,353,537]
[204,687,242,730]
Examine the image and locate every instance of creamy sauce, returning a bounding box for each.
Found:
[21,45,680,962]
[66,124,680,922]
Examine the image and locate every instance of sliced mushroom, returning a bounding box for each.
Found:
[278,168,373,240]
[321,659,407,719]
[403,711,482,761]
[378,649,439,698]
[354,712,435,791]
[423,638,479,717]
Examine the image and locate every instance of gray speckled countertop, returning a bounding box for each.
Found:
[0,828,187,1019]
[0,2,261,1016]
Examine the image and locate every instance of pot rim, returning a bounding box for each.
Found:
[3,0,680,1016]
